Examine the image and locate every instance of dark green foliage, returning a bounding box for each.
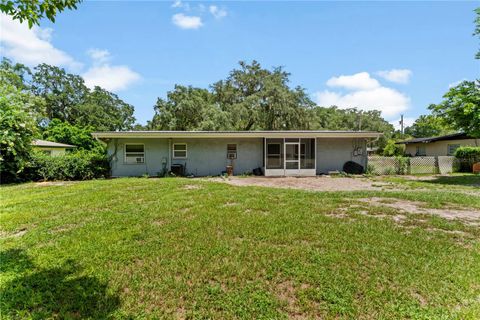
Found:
[0,71,41,183]
[29,63,135,131]
[25,149,109,181]
[429,80,480,138]
[42,119,99,150]
[454,146,480,172]
[150,61,314,131]
[0,0,81,27]
[404,114,454,138]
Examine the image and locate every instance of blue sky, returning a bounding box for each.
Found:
[1,1,479,127]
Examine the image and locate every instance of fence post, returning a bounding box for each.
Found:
[434,156,439,174]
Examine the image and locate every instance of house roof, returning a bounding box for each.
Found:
[32,139,76,148]
[92,130,382,139]
[396,132,471,145]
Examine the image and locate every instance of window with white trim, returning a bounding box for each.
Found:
[173,143,187,159]
[447,144,460,156]
[125,144,145,164]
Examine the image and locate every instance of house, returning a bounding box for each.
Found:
[32,139,76,156]
[396,133,479,157]
[92,130,381,177]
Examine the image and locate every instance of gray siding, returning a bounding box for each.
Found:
[316,138,367,174]
[107,137,367,177]
[108,138,263,177]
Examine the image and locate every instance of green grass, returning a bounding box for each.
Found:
[1,176,480,319]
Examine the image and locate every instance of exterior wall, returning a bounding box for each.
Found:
[404,139,479,157]
[35,147,67,156]
[316,138,367,174]
[108,138,263,177]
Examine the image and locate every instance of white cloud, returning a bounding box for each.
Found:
[87,48,111,65]
[377,69,412,84]
[82,49,140,91]
[0,13,81,70]
[172,13,203,29]
[390,117,416,131]
[172,0,183,8]
[82,65,140,91]
[315,72,410,118]
[326,72,380,90]
[209,5,227,19]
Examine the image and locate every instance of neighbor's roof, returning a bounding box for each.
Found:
[92,130,382,139]
[396,132,471,145]
[32,139,76,148]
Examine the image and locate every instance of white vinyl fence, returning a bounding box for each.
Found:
[367,156,459,175]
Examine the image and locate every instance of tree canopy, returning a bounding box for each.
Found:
[0,0,81,27]
[429,80,480,138]
[404,114,454,138]
[475,8,480,59]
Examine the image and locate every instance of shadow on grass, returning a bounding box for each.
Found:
[0,248,120,319]
[422,175,480,187]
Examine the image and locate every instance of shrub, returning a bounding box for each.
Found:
[454,146,480,172]
[25,149,109,181]
[395,156,410,175]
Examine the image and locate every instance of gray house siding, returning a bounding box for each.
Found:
[108,138,263,177]
[107,137,367,177]
[316,138,367,174]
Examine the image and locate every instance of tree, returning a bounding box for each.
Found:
[212,61,314,130]
[31,64,89,123]
[0,0,81,27]
[0,82,39,182]
[31,64,136,131]
[382,139,404,157]
[42,119,99,150]
[429,80,480,138]
[76,86,135,131]
[404,114,454,138]
[149,85,229,131]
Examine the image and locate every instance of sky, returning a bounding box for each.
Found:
[1,1,479,128]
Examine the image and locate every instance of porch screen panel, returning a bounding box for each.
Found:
[266,138,284,169]
[300,138,315,169]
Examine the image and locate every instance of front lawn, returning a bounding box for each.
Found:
[1,176,479,319]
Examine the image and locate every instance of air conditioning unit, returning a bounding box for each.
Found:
[227,152,237,159]
[136,157,144,163]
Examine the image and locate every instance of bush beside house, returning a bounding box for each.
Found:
[454,146,480,172]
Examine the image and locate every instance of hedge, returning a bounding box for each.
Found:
[25,149,109,181]
[454,146,480,172]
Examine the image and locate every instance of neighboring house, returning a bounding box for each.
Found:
[397,133,479,157]
[32,139,76,156]
[92,130,381,177]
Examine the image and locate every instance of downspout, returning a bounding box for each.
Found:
[168,138,172,173]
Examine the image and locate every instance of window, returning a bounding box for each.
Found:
[125,144,145,164]
[227,144,237,159]
[267,143,282,168]
[42,150,52,156]
[447,144,460,156]
[416,145,426,156]
[173,143,187,159]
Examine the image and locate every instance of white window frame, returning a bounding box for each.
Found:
[447,144,460,156]
[124,143,145,164]
[173,143,187,159]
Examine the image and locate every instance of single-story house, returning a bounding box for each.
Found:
[32,139,76,156]
[396,133,479,157]
[92,130,381,177]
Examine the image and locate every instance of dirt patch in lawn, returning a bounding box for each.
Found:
[209,176,392,192]
[35,181,76,187]
[358,197,480,224]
